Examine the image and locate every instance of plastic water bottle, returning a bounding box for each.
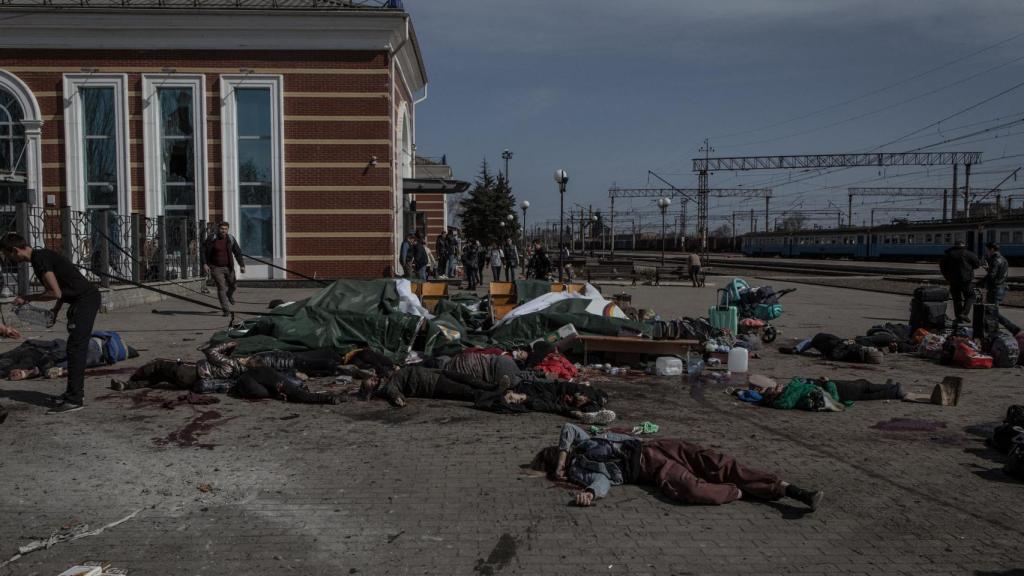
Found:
[13,304,55,327]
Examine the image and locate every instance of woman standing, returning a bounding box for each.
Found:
[489,244,505,283]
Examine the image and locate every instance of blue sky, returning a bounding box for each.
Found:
[407,0,1024,233]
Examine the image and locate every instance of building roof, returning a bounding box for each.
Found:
[0,0,402,9]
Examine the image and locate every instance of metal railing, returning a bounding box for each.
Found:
[2,202,206,296]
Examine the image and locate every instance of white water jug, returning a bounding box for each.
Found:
[727,347,749,374]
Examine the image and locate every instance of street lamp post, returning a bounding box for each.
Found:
[520,200,529,249]
[506,213,514,242]
[590,214,598,255]
[658,197,671,266]
[554,169,569,281]
[502,149,514,185]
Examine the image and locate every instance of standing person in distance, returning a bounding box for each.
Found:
[203,222,245,317]
[475,240,486,283]
[688,251,702,288]
[489,243,504,284]
[982,242,1020,335]
[2,233,100,414]
[462,239,479,290]
[412,233,429,280]
[447,229,461,278]
[435,230,449,280]
[939,239,981,326]
[529,240,551,280]
[399,233,414,278]
[503,239,520,282]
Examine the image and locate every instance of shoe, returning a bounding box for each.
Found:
[110,378,127,391]
[788,487,824,511]
[47,402,84,415]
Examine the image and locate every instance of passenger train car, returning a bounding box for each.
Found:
[741,217,1024,262]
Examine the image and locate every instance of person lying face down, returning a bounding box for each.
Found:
[365,365,499,407]
[474,377,609,418]
[110,343,344,404]
[440,350,524,389]
[531,423,824,510]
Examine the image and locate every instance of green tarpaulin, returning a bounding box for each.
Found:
[211,279,424,359]
[212,279,650,358]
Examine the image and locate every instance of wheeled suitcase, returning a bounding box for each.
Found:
[913,286,949,302]
[972,303,1000,343]
[710,290,739,336]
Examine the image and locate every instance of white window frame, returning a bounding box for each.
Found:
[219,74,284,279]
[63,73,131,215]
[141,74,208,220]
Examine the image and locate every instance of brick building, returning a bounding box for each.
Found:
[0,0,462,279]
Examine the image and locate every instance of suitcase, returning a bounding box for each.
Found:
[990,332,1020,368]
[910,299,947,329]
[913,286,949,302]
[710,290,739,336]
[972,303,1000,343]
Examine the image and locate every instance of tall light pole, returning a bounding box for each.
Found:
[502,149,514,185]
[520,200,529,249]
[506,213,514,242]
[554,169,569,281]
[658,197,671,266]
[590,214,598,255]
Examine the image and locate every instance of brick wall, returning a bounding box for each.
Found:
[1,48,400,278]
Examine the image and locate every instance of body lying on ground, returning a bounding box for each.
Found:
[531,423,823,509]
[733,375,961,409]
[783,333,883,364]
[367,366,614,423]
[3,334,137,380]
[110,342,344,404]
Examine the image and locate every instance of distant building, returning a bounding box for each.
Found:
[0,0,462,279]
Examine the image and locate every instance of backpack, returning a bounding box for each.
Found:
[1005,428,1024,481]
[989,332,1020,368]
[92,331,129,364]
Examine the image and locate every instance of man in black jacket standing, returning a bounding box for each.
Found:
[983,242,1019,334]
[939,240,981,325]
[2,233,100,414]
[203,222,245,316]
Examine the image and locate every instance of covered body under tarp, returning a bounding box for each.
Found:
[211,279,649,358]
[211,279,425,360]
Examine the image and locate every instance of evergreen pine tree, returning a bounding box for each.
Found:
[459,160,520,246]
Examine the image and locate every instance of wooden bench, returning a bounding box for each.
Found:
[410,281,449,313]
[489,281,517,322]
[577,335,700,364]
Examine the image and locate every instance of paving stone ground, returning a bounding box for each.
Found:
[1,277,1022,576]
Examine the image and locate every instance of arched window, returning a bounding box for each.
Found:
[0,88,26,179]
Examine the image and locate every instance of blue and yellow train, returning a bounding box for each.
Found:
[741,217,1024,261]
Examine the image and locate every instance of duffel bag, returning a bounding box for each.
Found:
[989,332,1020,368]
[953,340,993,369]
[752,303,783,321]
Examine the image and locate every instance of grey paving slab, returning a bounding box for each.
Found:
[0,279,1022,575]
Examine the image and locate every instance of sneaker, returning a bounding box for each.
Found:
[46,402,83,415]
[110,378,127,391]
[576,409,616,425]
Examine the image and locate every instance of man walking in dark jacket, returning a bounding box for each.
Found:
[203,222,245,316]
[939,240,981,325]
[983,242,1019,334]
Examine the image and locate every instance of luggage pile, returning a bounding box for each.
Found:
[909,286,949,331]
